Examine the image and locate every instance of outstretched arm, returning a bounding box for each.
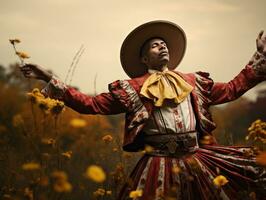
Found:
[210,31,266,105]
[20,64,126,115]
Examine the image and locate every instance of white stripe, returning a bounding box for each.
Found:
[155,157,165,200]
[136,157,153,191]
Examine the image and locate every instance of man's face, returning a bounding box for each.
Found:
[141,38,170,70]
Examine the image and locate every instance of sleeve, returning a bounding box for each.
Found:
[41,76,126,115]
[196,51,266,106]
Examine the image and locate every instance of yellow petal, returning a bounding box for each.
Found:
[16,51,30,59]
[102,134,113,142]
[70,118,87,128]
[213,175,229,187]
[85,165,106,183]
[129,190,143,198]
[22,162,40,171]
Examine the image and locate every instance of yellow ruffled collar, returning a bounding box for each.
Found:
[140,66,193,107]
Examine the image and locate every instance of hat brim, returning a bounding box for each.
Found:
[120,20,187,78]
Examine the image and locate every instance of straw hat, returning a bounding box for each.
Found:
[120,20,187,78]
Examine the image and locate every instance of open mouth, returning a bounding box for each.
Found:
[159,51,168,56]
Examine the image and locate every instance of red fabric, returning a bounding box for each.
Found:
[118,145,266,200]
[63,88,126,115]
[60,65,265,152]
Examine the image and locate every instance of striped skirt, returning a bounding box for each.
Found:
[118,145,266,200]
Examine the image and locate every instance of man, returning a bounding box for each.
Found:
[21,21,266,199]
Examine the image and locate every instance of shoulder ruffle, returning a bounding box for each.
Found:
[108,79,150,151]
[195,71,214,98]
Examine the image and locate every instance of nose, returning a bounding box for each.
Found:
[159,44,166,50]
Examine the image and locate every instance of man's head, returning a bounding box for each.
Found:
[120,20,186,78]
[140,37,170,71]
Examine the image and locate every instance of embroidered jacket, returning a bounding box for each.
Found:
[43,51,266,152]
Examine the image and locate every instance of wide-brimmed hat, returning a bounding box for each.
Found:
[120,20,187,78]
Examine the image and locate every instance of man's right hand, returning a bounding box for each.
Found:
[20,63,53,83]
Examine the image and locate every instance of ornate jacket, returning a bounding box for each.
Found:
[44,51,266,152]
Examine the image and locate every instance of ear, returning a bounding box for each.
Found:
[141,56,148,64]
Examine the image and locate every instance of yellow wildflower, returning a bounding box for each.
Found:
[37,98,50,113]
[93,188,106,196]
[9,38,21,44]
[41,138,56,146]
[256,151,266,166]
[28,92,65,115]
[50,100,65,115]
[102,134,113,143]
[53,180,72,193]
[143,145,154,153]
[172,164,181,174]
[70,118,87,128]
[28,93,38,103]
[129,189,143,199]
[106,190,112,195]
[112,147,118,152]
[213,175,229,187]
[51,171,68,181]
[27,89,63,115]
[27,88,44,103]
[85,165,106,183]
[22,162,40,171]
[61,151,72,159]
[31,88,45,98]
[51,170,72,193]
[16,51,30,59]
[246,119,266,143]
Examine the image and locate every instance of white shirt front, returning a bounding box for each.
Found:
[142,68,196,135]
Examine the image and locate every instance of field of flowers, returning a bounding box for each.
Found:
[0,64,146,200]
[0,63,266,200]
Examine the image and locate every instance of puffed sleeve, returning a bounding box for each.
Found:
[41,76,126,115]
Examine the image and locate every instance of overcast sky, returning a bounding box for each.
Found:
[1,0,266,100]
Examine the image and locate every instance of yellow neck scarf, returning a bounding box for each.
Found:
[140,67,193,107]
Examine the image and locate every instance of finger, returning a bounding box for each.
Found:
[24,73,36,79]
[21,63,35,68]
[258,30,264,40]
[23,73,31,78]
[25,71,32,75]
[21,69,32,76]
[21,65,32,69]
[20,69,32,74]
[20,66,31,71]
